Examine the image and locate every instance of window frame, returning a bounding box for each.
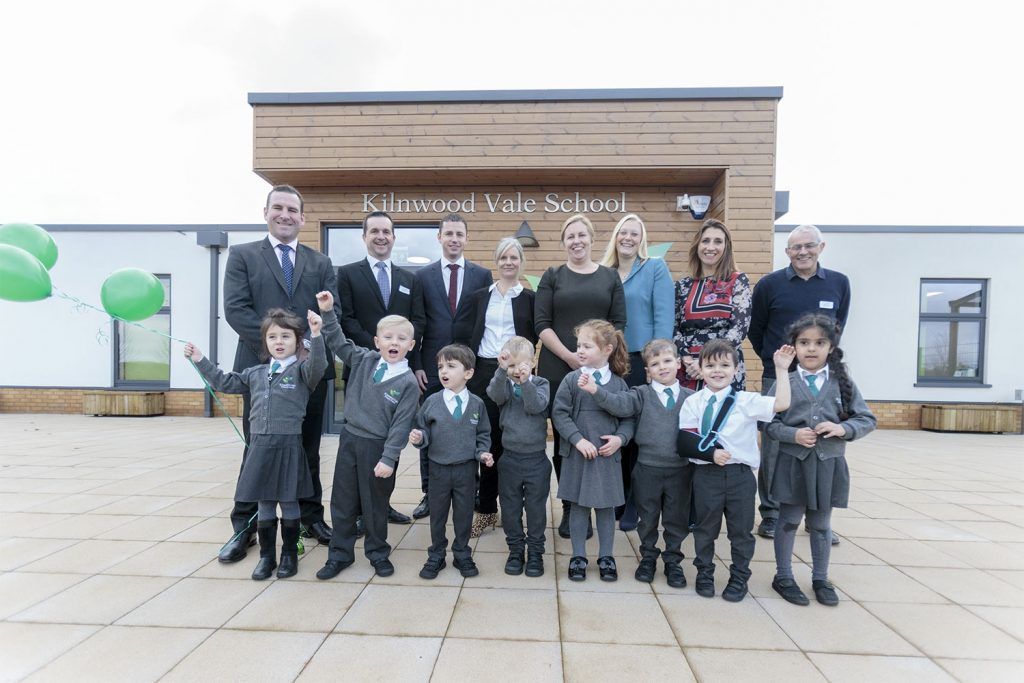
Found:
[113,274,172,389]
[915,277,988,387]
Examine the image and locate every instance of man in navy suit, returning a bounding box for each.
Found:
[220,185,341,563]
[411,214,493,518]
[336,211,426,525]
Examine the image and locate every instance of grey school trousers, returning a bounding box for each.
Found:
[633,462,693,566]
[498,450,552,555]
[327,429,396,565]
[428,459,477,562]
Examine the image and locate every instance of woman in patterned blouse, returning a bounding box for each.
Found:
[673,219,752,391]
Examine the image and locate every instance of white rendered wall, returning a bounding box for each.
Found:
[771,230,1024,403]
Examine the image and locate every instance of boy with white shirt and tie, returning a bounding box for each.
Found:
[315,291,420,581]
[410,344,494,580]
[679,339,794,602]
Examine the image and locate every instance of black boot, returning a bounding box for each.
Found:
[278,519,300,579]
[251,519,278,581]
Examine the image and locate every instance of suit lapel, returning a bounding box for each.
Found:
[260,239,289,296]
[429,261,452,320]
[358,259,386,308]
[389,267,404,310]
[291,244,308,292]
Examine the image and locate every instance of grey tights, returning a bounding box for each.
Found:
[257,500,299,521]
[570,504,615,557]
[774,503,832,582]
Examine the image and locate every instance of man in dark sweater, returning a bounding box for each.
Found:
[410,344,493,580]
[748,225,851,540]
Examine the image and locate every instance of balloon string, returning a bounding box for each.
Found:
[52,286,247,447]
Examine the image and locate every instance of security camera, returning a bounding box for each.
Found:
[676,194,690,211]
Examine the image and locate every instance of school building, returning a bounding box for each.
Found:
[1,87,1020,432]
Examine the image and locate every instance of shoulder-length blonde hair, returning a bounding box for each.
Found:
[687,218,737,280]
[600,213,650,268]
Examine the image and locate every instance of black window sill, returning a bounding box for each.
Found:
[914,382,992,389]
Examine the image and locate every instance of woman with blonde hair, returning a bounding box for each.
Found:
[536,214,626,538]
[599,213,673,530]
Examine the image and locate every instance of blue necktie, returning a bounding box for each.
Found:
[806,374,820,396]
[453,395,463,419]
[592,370,602,384]
[701,395,717,435]
[512,384,522,398]
[664,387,676,408]
[277,244,293,295]
[269,360,281,379]
[373,362,387,383]
[376,262,390,308]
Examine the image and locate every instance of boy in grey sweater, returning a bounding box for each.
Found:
[410,344,493,579]
[486,336,551,577]
[314,291,420,581]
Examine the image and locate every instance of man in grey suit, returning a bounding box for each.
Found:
[220,185,341,562]
[411,214,493,519]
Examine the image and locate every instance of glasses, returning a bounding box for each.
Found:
[786,241,820,252]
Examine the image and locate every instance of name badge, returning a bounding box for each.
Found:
[398,285,410,295]
[819,300,834,310]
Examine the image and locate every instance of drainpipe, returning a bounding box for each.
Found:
[197,231,228,417]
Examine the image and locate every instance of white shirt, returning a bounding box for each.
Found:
[678,387,776,467]
[650,379,681,408]
[441,256,467,308]
[373,358,410,382]
[443,387,470,416]
[798,365,829,389]
[581,365,611,386]
[267,234,298,267]
[268,355,297,376]
[478,282,524,358]
[366,255,392,293]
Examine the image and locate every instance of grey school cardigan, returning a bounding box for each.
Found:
[194,336,327,436]
[551,370,635,459]
[321,311,420,468]
[485,367,550,454]
[414,392,491,464]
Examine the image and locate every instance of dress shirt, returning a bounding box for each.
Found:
[679,386,776,467]
[478,282,524,358]
[366,255,392,293]
[443,387,471,416]
[581,365,611,386]
[267,234,298,267]
[441,256,467,307]
[798,366,829,385]
[650,379,681,407]
[268,355,297,375]
[375,358,410,382]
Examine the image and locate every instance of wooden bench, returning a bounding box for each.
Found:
[83,391,165,417]
[921,404,1022,434]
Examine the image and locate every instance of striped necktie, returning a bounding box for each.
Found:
[269,360,281,378]
[372,362,387,383]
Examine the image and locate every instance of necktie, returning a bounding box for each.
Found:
[447,263,460,316]
[806,374,820,396]
[269,360,281,378]
[277,244,293,295]
[375,262,390,308]
[372,362,387,383]
[592,370,602,384]
[453,394,463,419]
[513,384,522,398]
[664,387,675,408]
[701,395,718,435]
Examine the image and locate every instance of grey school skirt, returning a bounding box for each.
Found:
[235,433,313,503]
[770,450,850,511]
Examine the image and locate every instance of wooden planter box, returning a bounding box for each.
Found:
[921,404,1022,434]
[83,391,165,417]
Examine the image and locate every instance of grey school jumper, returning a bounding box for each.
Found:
[415,392,491,562]
[486,368,550,454]
[592,384,693,468]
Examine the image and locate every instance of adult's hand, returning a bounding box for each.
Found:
[414,369,429,391]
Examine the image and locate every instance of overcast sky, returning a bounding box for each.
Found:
[2,0,1020,227]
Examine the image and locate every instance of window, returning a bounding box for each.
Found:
[917,279,987,384]
[115,275,171,386]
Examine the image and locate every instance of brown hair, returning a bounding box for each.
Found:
[698,339,738,366]
[641,338,679,364]
[687,218,737,281]
[436,343,476,371]
[258,308,306,362]
[575,319,630,377]
[266,185,303,213]
[438,213,468,233]
[362,210,394,235]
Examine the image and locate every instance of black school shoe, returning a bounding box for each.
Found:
[805,523,841,546]
[757,517,777,539]
[315,559,353,580]
[568,556,588,581]
[597,556,618,582]
[419,556,446,580]
[372,558,395,577]
[454,557,479,577]
[664,562,687,589]
[722,577,749,602]
[634,557,656,583]
[695,575,715,598]
[504,551,525,576]
[772,577,810,606]
[525,552,544,577]
[812,579,839,606]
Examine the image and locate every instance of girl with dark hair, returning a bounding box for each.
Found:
[766,314,876,607]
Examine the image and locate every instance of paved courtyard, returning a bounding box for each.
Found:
[1,414,1023,682]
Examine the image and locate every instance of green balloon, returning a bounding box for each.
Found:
[100,268,165,321]
[0,223,58,270]
[0,244,52,301]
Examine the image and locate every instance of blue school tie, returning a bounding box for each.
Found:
[269,360,281,378]
[592,370,602,384]
[375,262,390,307]
[664,387,675,408]
[701,395,717,435]
[453,395,463,419]
[372,362,387,383]
[513,384,522,398]
[806,374,820,396]
[277,244,293,295]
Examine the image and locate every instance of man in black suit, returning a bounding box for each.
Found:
[411,214,493,518]
[336,210,426,525]
[220,184,340,562]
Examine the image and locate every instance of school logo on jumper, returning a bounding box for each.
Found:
[470,411,480,425]
[384,388,401,405]
[279,375,297,390]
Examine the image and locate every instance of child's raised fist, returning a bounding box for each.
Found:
[497,350,512,369]
[578,372,597,394]
[307,310,323,335]
[316,290,334,312]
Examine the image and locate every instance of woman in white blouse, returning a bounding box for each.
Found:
[457,237,538,536]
